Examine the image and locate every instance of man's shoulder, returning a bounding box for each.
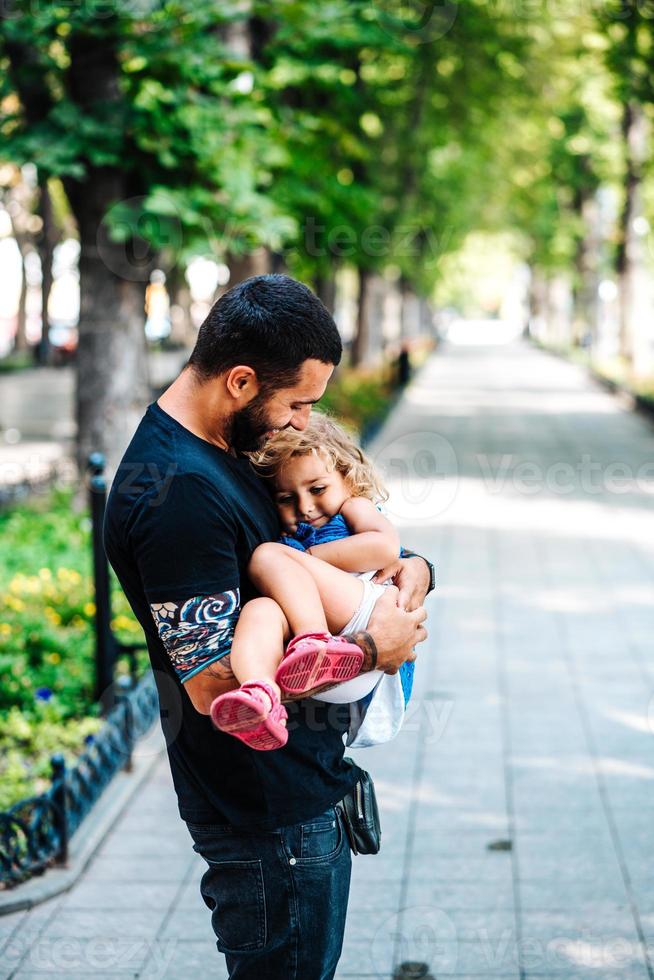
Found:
[106,425,237,552]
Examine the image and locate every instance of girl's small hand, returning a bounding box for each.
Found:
[372,556,430,611]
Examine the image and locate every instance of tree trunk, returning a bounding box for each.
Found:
[315,271,336,313]
[8,206,34,354]
[35,181,59,365]
[227,248,271,288]
[572,193,599,349]
[65,24,150,477]
[616,100,647,365]
[351,267,370,368]
[527,267,548,342]
[15,249,29,353]
[400,276,421,341]
[167,265,196,347]
[546,275,573,348]
[74,222,150,476]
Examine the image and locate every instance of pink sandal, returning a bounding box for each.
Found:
[275,631,364,696]
[210,681,288,751]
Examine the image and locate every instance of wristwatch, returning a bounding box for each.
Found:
[401,549,436,595]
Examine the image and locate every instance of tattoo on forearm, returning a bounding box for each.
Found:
[204,655,235,681]
[344,631,378,672]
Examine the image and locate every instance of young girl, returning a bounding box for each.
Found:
[209,412,413,750]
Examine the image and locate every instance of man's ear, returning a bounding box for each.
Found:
[225,365,259,400]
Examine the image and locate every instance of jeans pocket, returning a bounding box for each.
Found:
[199,859,267,953]
[298,807,342,863]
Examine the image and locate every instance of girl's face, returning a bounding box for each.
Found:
[274,452,350,533]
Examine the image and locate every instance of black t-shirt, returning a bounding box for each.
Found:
[104,402,360,829]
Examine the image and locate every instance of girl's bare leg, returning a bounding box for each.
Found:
[230,597,289,705]
[248,542,365,636]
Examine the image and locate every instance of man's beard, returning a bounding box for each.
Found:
[229,394,277,453]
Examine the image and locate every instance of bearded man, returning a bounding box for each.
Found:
[104,274,431,980]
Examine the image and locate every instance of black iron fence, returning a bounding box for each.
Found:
[0,671,159,888]
[88,453,147,710]
[0,454,156,889]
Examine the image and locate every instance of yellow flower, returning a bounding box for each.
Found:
[0,623,11,636]
[84,602,96,617]
[45,607,62,626]
[112,614,139,632]
[47,652,61,665]
[39,568,52,580]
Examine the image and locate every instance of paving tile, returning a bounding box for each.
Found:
[40,908,168,941]
[431,942,521,975]
[139,938,227,979]
[512,808,609,836]
[59,880,181,911]
[98,831,192,860]
[336,935,395,976]
[406,853,513,883]
[404,878,515,911]
[517,849,623,882]
[160,906,213,942]
[15,974,141,979]
[13,935,153,976]
[523,972,648,979]
[348,877,402,911]
[518,878,630,910]
[83,855,193,883]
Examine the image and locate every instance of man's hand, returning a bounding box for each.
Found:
[184,656,239,714]
[359,585,427,674]
[372,555,431,611]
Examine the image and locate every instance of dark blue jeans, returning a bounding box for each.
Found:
[186,805,352,979]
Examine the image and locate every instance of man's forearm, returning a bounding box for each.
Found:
[400,549,434,595]
[343,631,378,672]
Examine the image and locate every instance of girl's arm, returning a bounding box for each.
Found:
[307,497,400,573]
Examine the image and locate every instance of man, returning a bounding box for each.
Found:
[104,274,432,979]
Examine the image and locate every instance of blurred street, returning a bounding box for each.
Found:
[0,351,189,444]
[2,335,654,978]
[0,350,189,490]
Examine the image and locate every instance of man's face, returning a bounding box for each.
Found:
[230,358,334,453]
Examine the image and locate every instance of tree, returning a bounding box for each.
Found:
[1,2,293,471]
[601,1,654,367]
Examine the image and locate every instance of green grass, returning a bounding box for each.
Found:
[0,351,34,374]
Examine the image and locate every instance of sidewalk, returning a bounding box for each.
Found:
[2,336,654,978]
[0,349,189,492]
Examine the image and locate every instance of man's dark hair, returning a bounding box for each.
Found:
[188,274,342,390]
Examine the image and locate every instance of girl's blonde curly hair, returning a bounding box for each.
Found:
[248,411,388,504]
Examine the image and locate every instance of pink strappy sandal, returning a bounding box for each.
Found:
[274,631,364,696]
[210,681,288,751]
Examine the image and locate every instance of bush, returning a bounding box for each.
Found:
[319,362,396,435]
